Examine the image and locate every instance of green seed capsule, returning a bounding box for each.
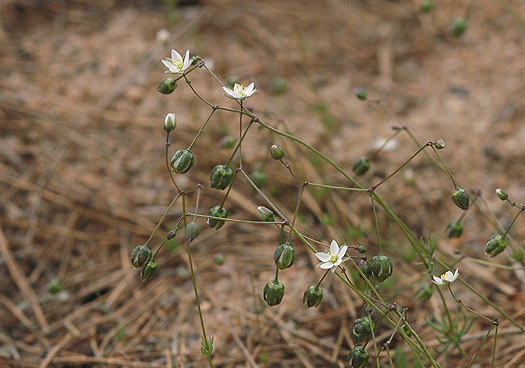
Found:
[185,222,200,243]
[257,206,275,222]
[352,317,375,344]
[141,259,158,281]
[420,0,434,12]
[207,205,228,230]
[353,87,367,100]
[358,259,372,279]
[170,149,194,174]
[485,234,507,257]
[250,170,267,188]
[210,165,234,190]
[446,220,463,238]
[303,285,323,308]
[496,188,508,201]
[263,280,285,306]
[157,77,177,95]
[450,17,468,37]
[352,157,370,176]
[214,254,225,265]
[347,346,369,368]
[274,242,296,270]
[434,138,445,149]
[270,144,284,160]
[452,187,470,211]
[370,253,393,282]
[130,244,152,268]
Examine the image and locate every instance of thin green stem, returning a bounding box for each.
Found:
[491,321,499,368]
[286,183,307,242]
[502,208,523,239]
[306,182,368,192]
[165,133,181,192]
[182,196,213,367]
[274,267,279,282]
[220,169,239,208]
[435,285,454,331]
[188,107,217,150]
[448,284,494,324]
[370,195,382,253]
[144,193,181,246]
[466,324,494,368]
[226,121,254,168]
[184,75,215,108]
[238,101,243,168]
[186,212,284,226]
[315,269,331,288]
[431,146,458,188]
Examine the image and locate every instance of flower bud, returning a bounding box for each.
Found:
[358,259,372,279]
[130,244,152,268]
[257,206,275,222]
[250,170,267,188]
[164,113,176,133]
[485,234,507,257]
[416,283,433,302]
[496,188,508,201]
[141,259,158,281]
[170,149,194,174]
[370,253,393,282]
[185,222,200,243]
[446,220,463,238]
[358,245,367,254]
[166,229,177,240]
[450,17,467,37]
[352,317,375,344]
[47,278,63,294]
[353,87,367,100]
[420,0,434,12]
[352,157,370,176]
[303,285,323,308]
[214,254,225,265]
[274,242,296,270]
[347,346,369,368]
[157,77,177,95]
[207,205,228,230]
[434,138,445,149]
[210,165,234,190]
[452,187,469,211]
[263,280,285,306]
[270,144,284,160]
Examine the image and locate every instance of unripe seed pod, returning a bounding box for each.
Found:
[370,253,393,282]
[219,136,236,149]
[358,245,367,254]
[185,222,200,243]
[130,244,152,268]
[263,280,284,306]
[434,138,445,149]
[496,188,508,201]
[157,77,177,95]
[352,157,370,176]
[257,206,275,222]
[347,346,369,368]
[420,0,434,12]
[210,165,233,190]
[164,113,176,133]
[358,259,372,279]
[166,229,177,240]
[214,254,225,265]
[141,259,158,281]
[450,17,467,37]
[207,205,227,230]
[416,283,433,302]
[270,144,284,160]
[303,285,323,308]
[485,234,507,257]
[353,87,367,100]
[274,242,296,270]
[352,317,375,344]
[401,324,413,337]
[170,149,194,174]
[250,170,267,188]
[446,220,463,238]
[452,187,470,211]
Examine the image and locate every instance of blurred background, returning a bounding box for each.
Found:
[1,0,525,367]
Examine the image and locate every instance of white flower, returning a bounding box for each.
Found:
[162,49,191,74]
[222,83,257,100]
[432,268,459,285]
[164,113,176,132]
[315,240,348,272]
[373,137,398,152]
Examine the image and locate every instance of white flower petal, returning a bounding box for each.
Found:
[333,258,342,267]
[337,245,348,259]
[331,266,337,272]
[448,268,459,282]
[319,262,333,269]
[432,275,443,285]
[171,49,182,61]
[315,252,330,262]
[245,82,255,94]
[330,240,339,254]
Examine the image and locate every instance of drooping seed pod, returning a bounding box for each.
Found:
[303,285,323,308]
[347,346,369,368]
[450,17,467,37]
[434,138,445,149]
[130,244,152,268]
[263,280,285,306]
[270,144,284,160]
[207,205,228,230]
[157,77,177,95]
[353,87,367,100]
[274,242,296,270]
[170,149,194,174]
[485,234,507,257]
[446,220,463,238]
[257,206,275,222]
[352,317,375,344]
[166,229,177,240]
[496,188,508,201]
[358,259,372,279]
[452,187,470,211]
[210,165,234,190]
[185,222,200,243]
[352,157,370,176]
[370,253,393,282]
[141,259,158,281]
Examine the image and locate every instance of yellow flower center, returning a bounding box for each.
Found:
[174,58,183,69]
[440,273,446,279]
[330,255,338,263]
